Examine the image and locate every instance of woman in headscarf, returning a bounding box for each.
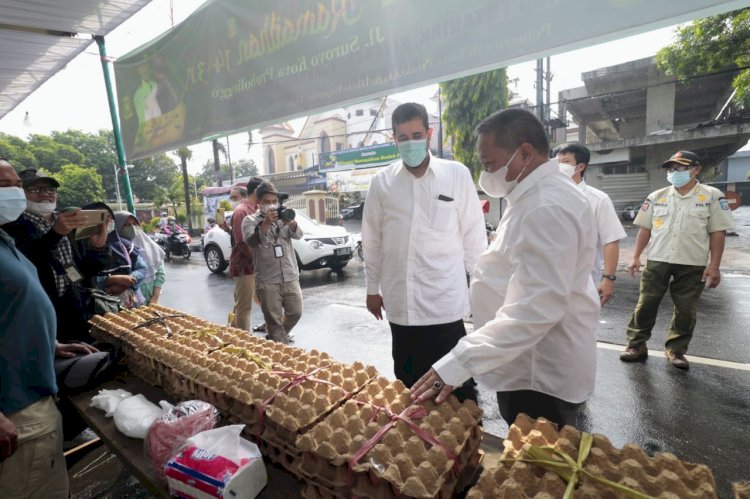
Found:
[114,211,166,305]
[82,203,147,309]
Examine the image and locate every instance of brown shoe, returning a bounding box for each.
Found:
[620,344,648,362]
[666,351,689,369]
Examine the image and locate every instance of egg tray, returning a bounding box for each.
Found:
[224,356,377,442]
[296,376,482,499]
[735,482,750,499]
[256,430,304,477]
[466,413,718,499]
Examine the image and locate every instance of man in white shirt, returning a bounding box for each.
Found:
[362,102,486,402]
[555,143,626,306]
[412,109,600,428]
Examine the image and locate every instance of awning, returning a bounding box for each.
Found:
[0,0,153,119]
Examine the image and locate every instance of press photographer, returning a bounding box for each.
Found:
[241,182,303,344]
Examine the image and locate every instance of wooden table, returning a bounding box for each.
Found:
[70,373,503,498]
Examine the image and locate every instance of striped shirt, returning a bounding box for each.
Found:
[241,213,303,284]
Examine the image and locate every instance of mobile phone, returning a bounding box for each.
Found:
[217,207,225,221]
[80,210,108,225]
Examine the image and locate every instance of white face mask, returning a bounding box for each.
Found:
[107,221,116,234]
[559,162,577,178]
[0,187,27,225]
[478,148,526,198]
[26,200,57,217]
[260,203,278,214]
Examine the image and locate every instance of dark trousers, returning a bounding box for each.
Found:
[626,260,705,354]
[496,390,583,429]
[389,319,478,403]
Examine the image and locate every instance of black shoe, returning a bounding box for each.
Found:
[252,323,266,332]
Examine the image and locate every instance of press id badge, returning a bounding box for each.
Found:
[65,265,83,283]
[273,244,284,258]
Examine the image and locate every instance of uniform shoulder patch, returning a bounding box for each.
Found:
[719,197,730,210]
[641,199,651,211]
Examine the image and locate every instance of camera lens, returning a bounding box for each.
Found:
[281,207,296,221]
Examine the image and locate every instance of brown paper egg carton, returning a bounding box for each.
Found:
[296,376,482,498]
[734,482,750,499]
[467,413,718,499]
[223,355,375,439]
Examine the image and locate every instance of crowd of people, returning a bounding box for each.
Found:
[0,103,736,497]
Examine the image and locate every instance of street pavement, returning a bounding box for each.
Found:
[71,207,750,497]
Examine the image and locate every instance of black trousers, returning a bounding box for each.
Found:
[496,390,584,429]
[389,319,478,403]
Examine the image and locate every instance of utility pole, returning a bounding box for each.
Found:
[212,139,223,187]
[545,57,552,134]
[437,86,444,159]
[226,136,234,183]
[535,59,544,122]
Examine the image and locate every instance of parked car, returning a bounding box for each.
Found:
[202,209,354,274]
[341,202,365,220]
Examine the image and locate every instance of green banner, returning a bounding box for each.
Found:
[113,0,738,159]
[320,143,398,170]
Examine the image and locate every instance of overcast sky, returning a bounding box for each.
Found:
[0,0,681,175]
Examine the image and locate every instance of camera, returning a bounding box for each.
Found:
[277,192,296,221]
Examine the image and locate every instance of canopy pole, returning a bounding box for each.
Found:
[94,35,135,214]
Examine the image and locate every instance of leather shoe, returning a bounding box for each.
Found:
[620,344,648,362]
[666,351,689,369]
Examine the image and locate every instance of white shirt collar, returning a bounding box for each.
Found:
[505,158,559,204]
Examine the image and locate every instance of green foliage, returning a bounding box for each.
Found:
[52,165,105,208]
[440,68,509,179]
[0,129,180,202]
[142,216,161,234]
[219,199,232,211]
[656,8,750,107]
[27,134,85,172]
[0,134,38,170]
[198,158,258,184]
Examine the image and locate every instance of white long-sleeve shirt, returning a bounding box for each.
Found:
[434,160,600,403]
[362,155,487,326]
[578,181,626,282]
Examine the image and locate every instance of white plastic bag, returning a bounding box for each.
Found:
[90,388,133,417]
[113,394,170,439]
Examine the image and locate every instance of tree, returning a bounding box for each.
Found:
[0,134,37,170]
[130,153,179,201]
[198,158,257,184]
[51,130,118,197]
[440,68,509,178]
[53,164,105,208]
[27,134,85,173]
[656,8,750,107]
[175,147,194,232]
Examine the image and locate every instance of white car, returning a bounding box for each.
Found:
[203,210,354,274]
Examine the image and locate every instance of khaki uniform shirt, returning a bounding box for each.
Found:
[634,182,735,266]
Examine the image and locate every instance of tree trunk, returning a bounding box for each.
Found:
[180,155,193,233]
[212,139,223,187]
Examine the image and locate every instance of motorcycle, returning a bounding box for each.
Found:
[151,229,191,261]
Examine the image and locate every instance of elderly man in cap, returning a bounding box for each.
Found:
[621,151,735,369]
[4,167,109,342]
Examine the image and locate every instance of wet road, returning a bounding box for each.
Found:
[72,210,750,497]
[153,244,750,497]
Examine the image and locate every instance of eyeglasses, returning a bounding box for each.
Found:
[665,165,695,173]
[25,186,57,194]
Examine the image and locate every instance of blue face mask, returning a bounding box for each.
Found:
[398,139,428,167]
[667,170,692,188]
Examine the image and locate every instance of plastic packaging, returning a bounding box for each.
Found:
[113,394,170,439]
[146,400,218,481]
[90,388,133,417]
[165,425,267,499]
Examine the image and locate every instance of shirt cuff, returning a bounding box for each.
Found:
[433,351,473,388]
[366,281,380,295]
